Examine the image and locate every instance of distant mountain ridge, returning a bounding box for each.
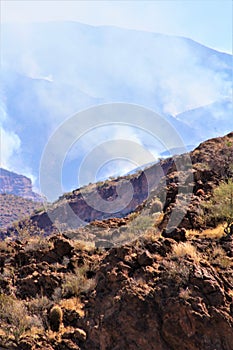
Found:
[0,168,42,202]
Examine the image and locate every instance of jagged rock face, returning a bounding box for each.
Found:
[19,162,166,234]
[0,168,41,201]
[83,237,233,350]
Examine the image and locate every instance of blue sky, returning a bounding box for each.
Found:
[1,0,232,53]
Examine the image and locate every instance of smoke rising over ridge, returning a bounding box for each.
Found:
[1,22,232,192]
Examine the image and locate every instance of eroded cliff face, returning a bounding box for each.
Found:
[0,168,42,201]
[28,163,166,234]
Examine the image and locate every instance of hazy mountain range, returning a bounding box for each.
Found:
[1,21,232,194]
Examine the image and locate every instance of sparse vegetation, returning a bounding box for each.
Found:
[24,235,53,252]
[0,133,233,349]
[129,213,154,235]
[163,260,191,285]
[203,179,233,236]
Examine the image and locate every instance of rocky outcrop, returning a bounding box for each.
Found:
[83,236,233,350]
[0,168,42,201]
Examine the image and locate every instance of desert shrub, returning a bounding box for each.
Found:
[27,295,52,330]
[163,260,191,286]
[203,179,233,236]
[0,294,41,343]
[209,246,231,268]
[62,266,95,298]
[11,220,44,241]
[52,287,63,302]
[129,214,154,235]
[49,305,63,332]
[194,162,210,171]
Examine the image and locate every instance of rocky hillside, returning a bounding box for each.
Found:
[0,168,42,201]
[3,132,233,243]
[0,132,232,350]
[0,228,232,349]
[0,194,42,229]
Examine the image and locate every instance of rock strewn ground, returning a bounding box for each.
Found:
[0,233,232,350]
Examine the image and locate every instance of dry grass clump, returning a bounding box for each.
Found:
[59,297,84,317]
[187,225,225,239]
[172,242,200,262]
[144,227,160,242]
[72,239,95,252]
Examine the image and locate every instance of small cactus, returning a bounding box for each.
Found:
[49,305,63,332]
[150,199,163,214]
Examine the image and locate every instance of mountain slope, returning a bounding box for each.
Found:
[2,132,233,243]
[0,133,232,349]
[0,194,41,229]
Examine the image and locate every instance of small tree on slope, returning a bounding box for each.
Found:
[205,179,233,237]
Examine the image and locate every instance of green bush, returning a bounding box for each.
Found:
[203,179,233,236]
